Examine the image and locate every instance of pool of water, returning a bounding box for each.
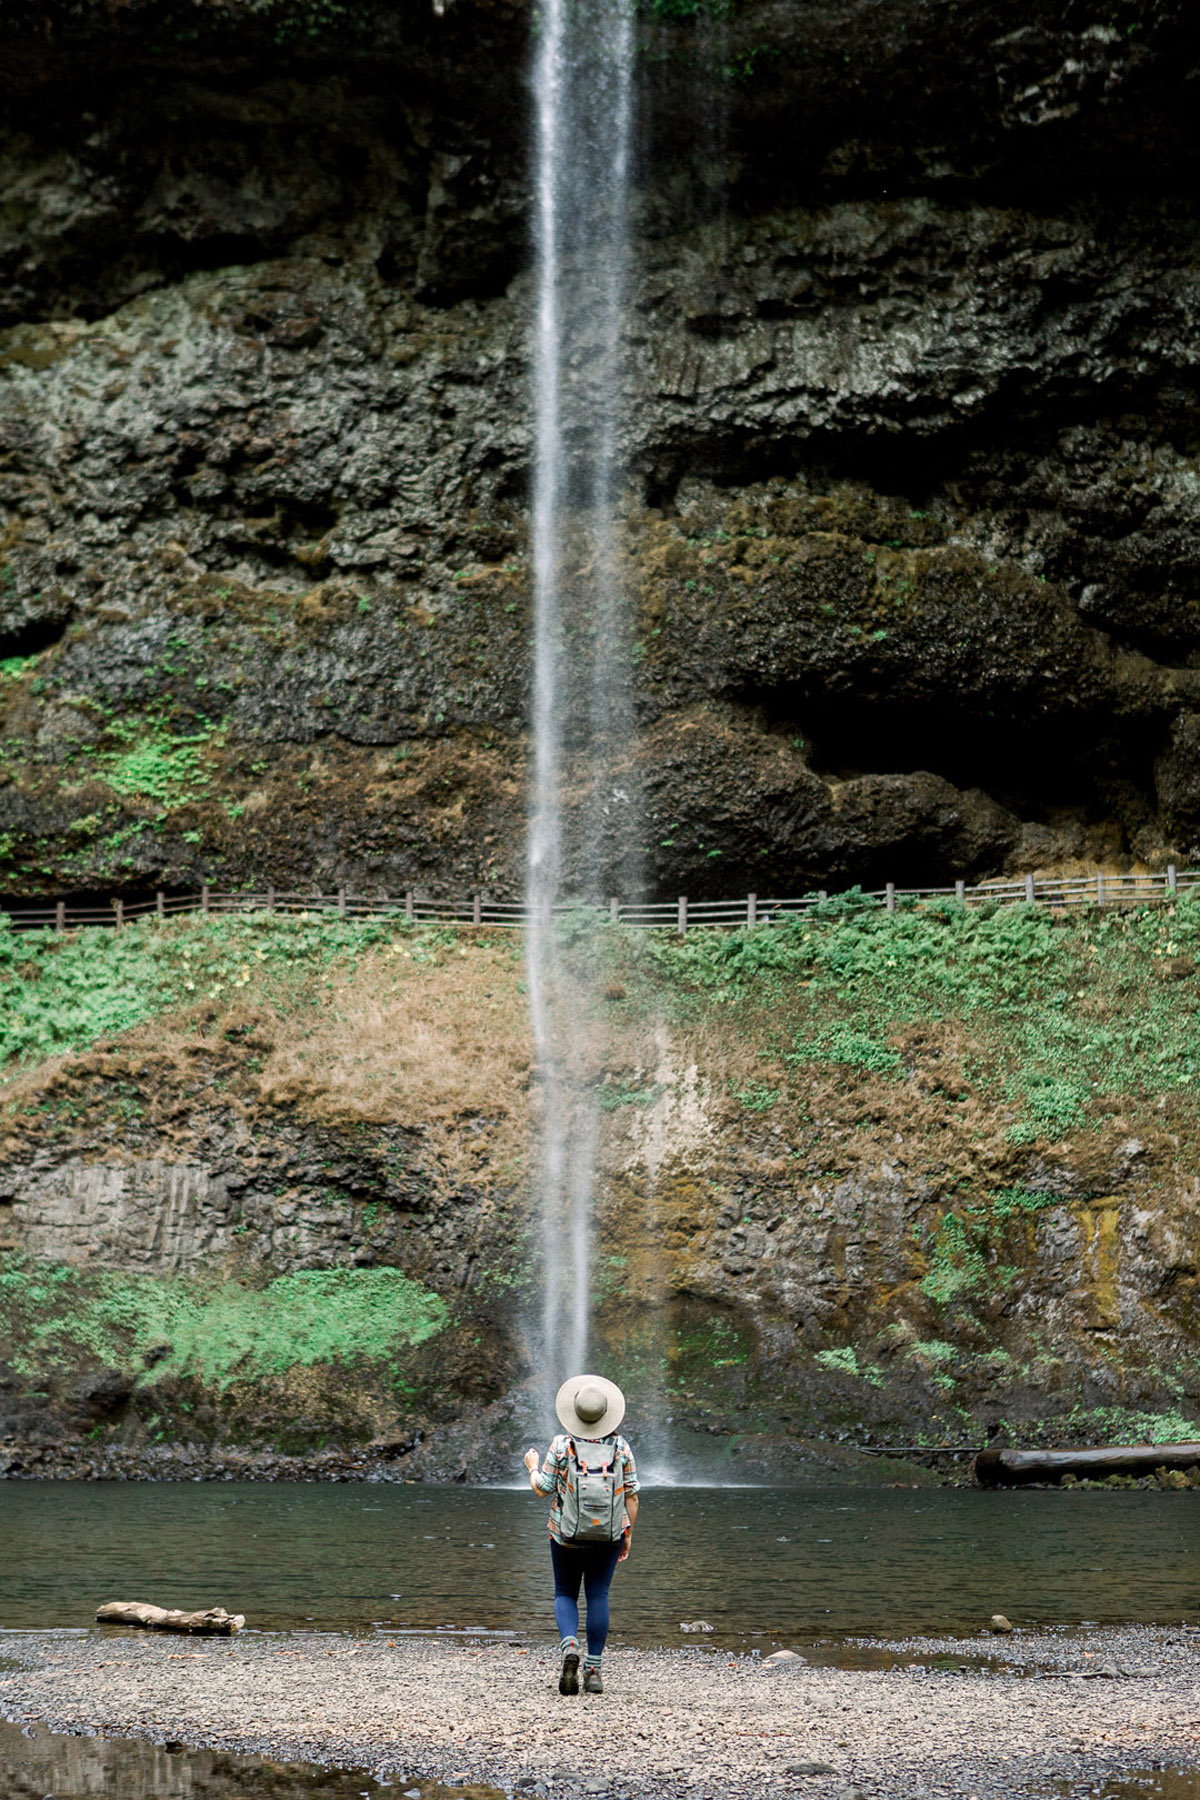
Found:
[1053,1774,1200,1800]
[2,1483,1200,1645]
[0,1717,501,1800]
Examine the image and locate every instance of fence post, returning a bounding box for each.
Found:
[55,900,65,932]
[266,884,275,914]
[885,882,896,913]
[818,890,827,902]
[338,887,346,917]
[955,879,966,905]
[747,893,757,927]
[1168,863,1178,895]
[609,897,620,923]
[473,894,482,927]
[405,889,414,921]
[1096,870,1105,908]
[114,899,123,933]
[201,883,210,915]
[156,890,165,918]
[677,895,688,936]
[1025,873,1035,904]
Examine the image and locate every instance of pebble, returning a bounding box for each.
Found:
[2,1623,1199,1799]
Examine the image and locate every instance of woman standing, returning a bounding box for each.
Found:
[524,1374,640,1696]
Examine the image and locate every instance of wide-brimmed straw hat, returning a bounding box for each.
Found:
[555,1373,626,1438]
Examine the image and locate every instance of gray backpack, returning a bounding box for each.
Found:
[559,1436,625,1544]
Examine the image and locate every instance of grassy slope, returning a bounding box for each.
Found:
[0,911,531,1448]
[3,895,1200,1450]
[605,895,1200,1446]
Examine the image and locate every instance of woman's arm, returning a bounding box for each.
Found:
[619,1491,638,1561]
[526,1443,561,1494]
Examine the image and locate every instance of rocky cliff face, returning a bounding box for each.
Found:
[4,902,1200,1476]
[2,0,1199,902]
[3,1,1200,1477]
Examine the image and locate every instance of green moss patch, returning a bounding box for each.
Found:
[0,1257,448,1391]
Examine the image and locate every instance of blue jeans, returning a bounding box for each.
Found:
[550,1538,622,1657]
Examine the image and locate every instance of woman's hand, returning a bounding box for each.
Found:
[523,1446,540,1474]
[618,1528,631,1564]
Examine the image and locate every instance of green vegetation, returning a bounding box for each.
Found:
[638,891,1200,1136]
[815,1346,884,1387]
[0,654,39,681]
[0,911,454,1074]
[919,1188,1065,1305]
[597,1081,663,1111]
[100,725,220,808]
[644,0,735,17]
[787,1021,902,1077]
[920,1211,992,1304]
[731,1079,779,1111]
[242,0,369,43]
[0,1256,447,1389]
[1065,1406,1200,1446]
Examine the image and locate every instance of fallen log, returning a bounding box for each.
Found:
[96,1602,245,1634]
[973,1443,1200,1487]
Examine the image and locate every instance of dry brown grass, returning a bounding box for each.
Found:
[252,939,533,1173]
[0,935,536,1186]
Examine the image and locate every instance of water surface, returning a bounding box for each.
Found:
[3,1484,1199,1645]
[0,1717,499,1800]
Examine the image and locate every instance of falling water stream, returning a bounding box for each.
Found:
[527,0,637,1389]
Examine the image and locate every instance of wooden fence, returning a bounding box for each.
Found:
[3,865,1199,934]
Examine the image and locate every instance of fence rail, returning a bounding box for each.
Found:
[3,866,1199,935]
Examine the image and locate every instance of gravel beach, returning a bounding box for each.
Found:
[3,1624,1200,1798]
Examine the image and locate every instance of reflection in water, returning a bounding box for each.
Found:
[3,1484,1200,1643]
[1053,1772,1200,1800]
[0,1717,502,1800]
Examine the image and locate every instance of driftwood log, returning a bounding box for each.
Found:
[973,1443,1200,1487]
[95,1602,245,1634]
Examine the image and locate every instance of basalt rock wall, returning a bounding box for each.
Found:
[1,0,1199,900]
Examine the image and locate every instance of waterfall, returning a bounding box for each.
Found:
[527,0,636,1390]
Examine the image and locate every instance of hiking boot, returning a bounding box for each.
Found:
[558,1642,580,1696]
[583,1663,604,1695]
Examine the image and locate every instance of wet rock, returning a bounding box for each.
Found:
[0,9,1198,897]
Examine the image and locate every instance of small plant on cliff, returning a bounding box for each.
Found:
[919,1188,1062,1307]
[645,0,735,17]
[99,722,221,809]
[787,1022,902,1076]
[815,1346,884,1387]
[244,0,368,44]
[0,654,39,681]
[920,1212,989,1304]
[731,1079,779,1111]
